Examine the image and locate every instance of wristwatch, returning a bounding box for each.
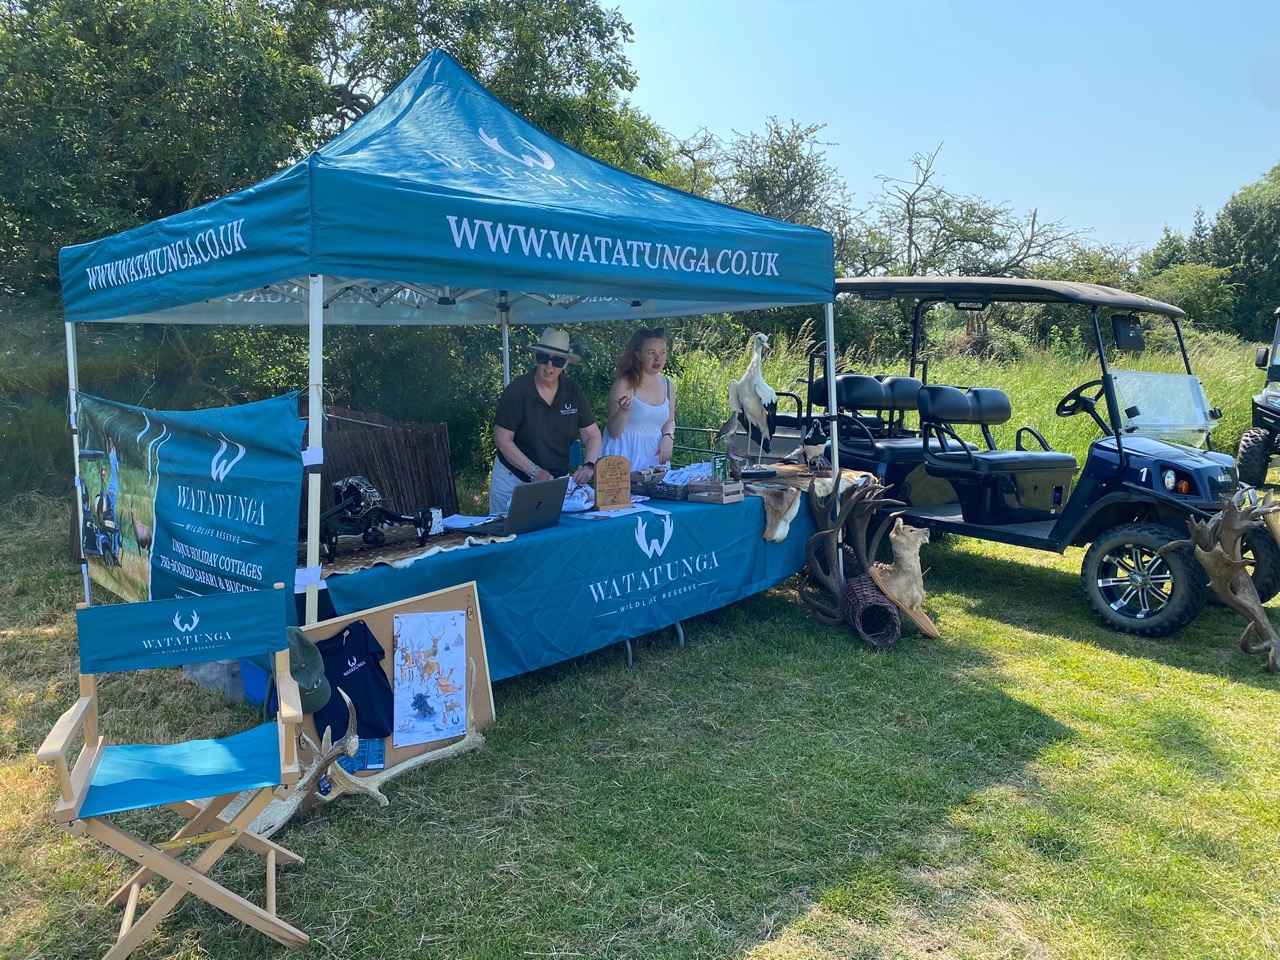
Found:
[584,461,596,471]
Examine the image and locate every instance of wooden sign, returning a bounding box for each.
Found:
[594,454,632,511]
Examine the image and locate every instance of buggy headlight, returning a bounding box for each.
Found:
[1267,394,1280,409]
[1162,467,1194,495]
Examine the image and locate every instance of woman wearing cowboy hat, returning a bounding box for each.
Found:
[489,327,602,515]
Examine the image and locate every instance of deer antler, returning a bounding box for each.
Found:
[1162,491,1280,672]
[315,656,487,808]
[799,477,901,626]
[251,690,359,838]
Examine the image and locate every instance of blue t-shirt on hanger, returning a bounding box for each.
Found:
[311,619,394,742]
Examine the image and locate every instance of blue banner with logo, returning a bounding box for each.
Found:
[76,393,302,603]
[324,498,815,681]
[77,586,287,674]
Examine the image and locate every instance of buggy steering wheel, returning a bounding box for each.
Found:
[1057,379,1105,418]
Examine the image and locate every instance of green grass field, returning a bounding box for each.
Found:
[5,501,1280,957]
[4,337,1280,960]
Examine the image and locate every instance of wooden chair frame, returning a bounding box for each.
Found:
[37,587,309,960]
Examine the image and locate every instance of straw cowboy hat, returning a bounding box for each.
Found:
[528,327,580,363]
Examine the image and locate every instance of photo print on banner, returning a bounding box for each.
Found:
[76,393,302,602]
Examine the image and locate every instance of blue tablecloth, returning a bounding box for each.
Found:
[324,498,816,680]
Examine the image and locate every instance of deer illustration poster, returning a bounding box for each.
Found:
[75,392,302,604]
[392,610,467,747]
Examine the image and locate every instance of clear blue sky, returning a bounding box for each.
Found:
[621,0,1280,250]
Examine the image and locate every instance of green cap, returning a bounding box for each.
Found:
[284,626,332,714]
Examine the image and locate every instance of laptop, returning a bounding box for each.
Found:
[469,475,570,536]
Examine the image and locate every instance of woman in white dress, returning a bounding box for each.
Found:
[601,327,676,470]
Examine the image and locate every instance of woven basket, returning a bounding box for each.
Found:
[639,477,688,501]
[842,573,900,649]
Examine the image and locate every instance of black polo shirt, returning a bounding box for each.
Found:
[495,372,595,477]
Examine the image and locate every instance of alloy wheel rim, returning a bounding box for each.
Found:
[1097,545,1173,618]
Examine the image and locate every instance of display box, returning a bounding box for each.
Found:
[687,481,745,504]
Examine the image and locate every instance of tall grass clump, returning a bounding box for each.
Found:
[919,334,1263,462]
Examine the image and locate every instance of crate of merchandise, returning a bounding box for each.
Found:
[686,480,744,504]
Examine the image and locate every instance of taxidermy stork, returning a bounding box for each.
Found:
[715,332,777,468]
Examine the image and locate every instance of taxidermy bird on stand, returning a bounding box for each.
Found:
[783,419,830,476]
[715,332,778,479]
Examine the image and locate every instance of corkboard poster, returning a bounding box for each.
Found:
[299,580,494,773]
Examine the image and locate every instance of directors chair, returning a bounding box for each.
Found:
[37,585,310,960]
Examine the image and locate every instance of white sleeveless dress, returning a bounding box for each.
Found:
[601,378,670,470]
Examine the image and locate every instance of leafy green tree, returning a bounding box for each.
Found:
[718,119,852,228]
[1187,206,1210,263]
[1023,242,1141,351]
[858,146,1081,278]
[0,0,327,294]
[1138,262,1236,333]
[1207,162,1280,340]
[283,0,667,174]
[1139,227,1190,276]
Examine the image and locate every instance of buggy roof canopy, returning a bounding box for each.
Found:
[59,50,833,326]
[835,276,1185,319]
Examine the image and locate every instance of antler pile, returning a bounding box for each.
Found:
[798,477,901,626]
[1161,491,1280,672]
[251,660,487,838]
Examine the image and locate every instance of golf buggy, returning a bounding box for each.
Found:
[77,448,121,567]
[818,276,1280,637]
[1236,305,1280,487]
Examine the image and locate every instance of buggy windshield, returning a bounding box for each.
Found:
[1110,370,1218,447]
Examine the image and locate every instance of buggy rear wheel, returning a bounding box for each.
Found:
[1081,523,1207,637]
[1236,427,1274,488]
[1243,528,1280,604]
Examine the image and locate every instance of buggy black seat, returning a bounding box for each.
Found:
[833,374,976,464]
[918,384,1077,523]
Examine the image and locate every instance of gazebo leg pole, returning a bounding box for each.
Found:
[304,274,324,624]
[823,301,843,583]
[66,321,91,604]
[500,299,511,386]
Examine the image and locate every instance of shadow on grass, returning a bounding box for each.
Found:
[921,534,1280,692]
[18,588,1064,960]
[24,531,1273,959]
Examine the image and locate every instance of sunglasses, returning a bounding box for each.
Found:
[535,351,568,368]
[638,327,665,339]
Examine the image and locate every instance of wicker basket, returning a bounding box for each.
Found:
[842,573,900,649]
[639,477,688,501]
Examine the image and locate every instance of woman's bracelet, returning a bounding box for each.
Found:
[661,431,675,439]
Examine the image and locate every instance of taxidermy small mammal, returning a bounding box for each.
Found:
[874,517,929,614]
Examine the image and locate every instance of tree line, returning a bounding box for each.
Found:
[1,0,1278,499]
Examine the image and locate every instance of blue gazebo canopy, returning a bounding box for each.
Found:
[58,49,840,625]
[59,49,834,327]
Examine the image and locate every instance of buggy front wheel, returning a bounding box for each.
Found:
[1081,523,1207,637]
